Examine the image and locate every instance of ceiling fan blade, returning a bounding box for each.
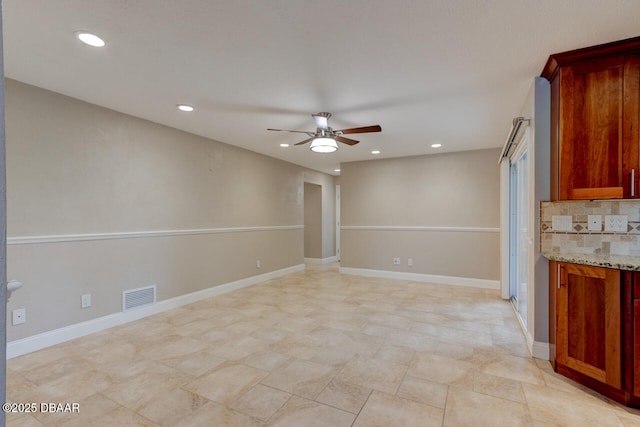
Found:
[294,137,315,146]
[267,128,311,134]
[336,125,382,134]
[312,114,329,130]
[336,135,359,146]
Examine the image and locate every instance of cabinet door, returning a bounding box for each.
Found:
[635,300,640,397]
[557,263,621,388]
[559,54,639,200]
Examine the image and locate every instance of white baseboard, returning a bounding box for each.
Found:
[511,303,533,357]
[304,256,339,265]
[509,297,550,361]
[7,264,305,359]
[339,267,499,290]
[532,341,550,360]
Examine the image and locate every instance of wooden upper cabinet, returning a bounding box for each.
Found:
[561,55,637,200]
[543,37,640,201]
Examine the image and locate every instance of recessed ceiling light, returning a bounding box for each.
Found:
[280,143,290,148]
[177,104,194,112]
[431,143,442,148]
[74,31,105,47]
[371,150,381,155]
[334,169,341,172]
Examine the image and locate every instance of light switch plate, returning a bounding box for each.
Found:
[552,215,573,232]
[81,294,92,309]
[588,215,602,231]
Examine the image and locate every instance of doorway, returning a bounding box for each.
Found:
[335,184,340,261]
[303,182,323,260]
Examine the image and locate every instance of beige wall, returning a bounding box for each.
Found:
[7,81,302,234]
[4,79,333,341]
[340,148,500,280]
[8,231,302,338]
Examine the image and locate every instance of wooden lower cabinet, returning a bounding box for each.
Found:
[635,299,640,397]
[557,263,622,388]
[554,263,640,406]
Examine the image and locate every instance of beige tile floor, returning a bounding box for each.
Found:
[6,263,640,426]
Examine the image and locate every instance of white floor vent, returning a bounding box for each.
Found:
[122,285,156,312]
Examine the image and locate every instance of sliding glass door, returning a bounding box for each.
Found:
[509,137,529,328]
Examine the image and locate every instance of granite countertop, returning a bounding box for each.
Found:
[542,252,640,271]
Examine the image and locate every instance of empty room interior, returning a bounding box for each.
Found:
[2,1,640,426]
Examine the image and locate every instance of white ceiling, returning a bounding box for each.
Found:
[4,1,640,175]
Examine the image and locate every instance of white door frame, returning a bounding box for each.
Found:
[500,127,531,299]
[500,127,535,350]
[510,132,530,329]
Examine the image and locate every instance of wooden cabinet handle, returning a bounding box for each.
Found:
[558,264,562,289]
[632,169,635,197]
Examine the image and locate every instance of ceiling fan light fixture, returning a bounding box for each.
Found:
[310,137,338,153]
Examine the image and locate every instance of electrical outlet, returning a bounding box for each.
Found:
[588,215,602,231]
[393,257,401,265]
[12,308,26,325]
[81,294,92,309]
[256,259,261,269]
[407,258,413,266]
[604,215,628,232]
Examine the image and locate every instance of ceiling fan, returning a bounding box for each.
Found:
[267,112,381,153]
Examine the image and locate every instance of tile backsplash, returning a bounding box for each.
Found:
[540,200,640,256]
